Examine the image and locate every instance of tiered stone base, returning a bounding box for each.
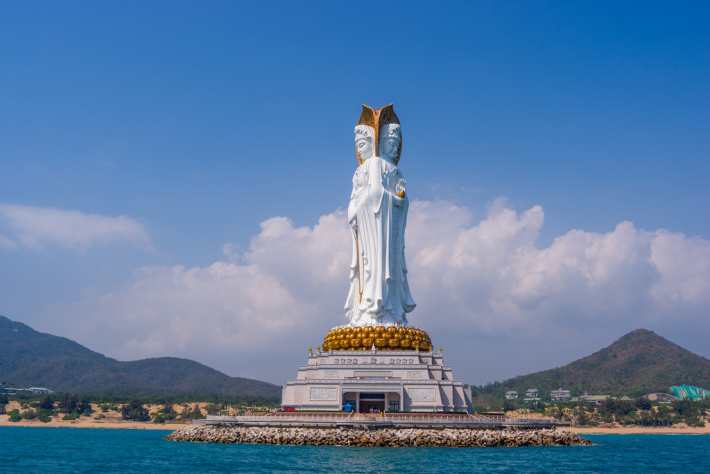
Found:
[167,425,593,447]
[322,326,433,351]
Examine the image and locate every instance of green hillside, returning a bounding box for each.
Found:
[0,315,281,397]
[475,329,710,400]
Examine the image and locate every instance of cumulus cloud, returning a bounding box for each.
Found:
[45,199,710,384]
[0,203,152,252]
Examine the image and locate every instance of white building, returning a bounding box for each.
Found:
[550,388,571,402]
[526,388,539,398]
[282,349,471,413]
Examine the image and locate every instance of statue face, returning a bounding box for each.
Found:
[380,136,400,161]
[356,137,374,161]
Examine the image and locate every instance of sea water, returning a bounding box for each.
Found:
[2,427,709,473]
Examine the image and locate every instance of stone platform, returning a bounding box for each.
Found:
[281,349,471,412]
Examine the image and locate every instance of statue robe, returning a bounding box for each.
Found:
[345,156,416,326]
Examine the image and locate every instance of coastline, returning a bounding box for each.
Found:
[2,400,707,434]
[0,419,181,430]
[0,400,202,431]
[563,426,710,435]
[2,418,709,435]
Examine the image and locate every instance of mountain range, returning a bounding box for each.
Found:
[475,328,710,399]
[4,315,709,402]
[0,315,281,397]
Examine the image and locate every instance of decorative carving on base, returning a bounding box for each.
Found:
[309,388,337,401]
[408,388,436,402]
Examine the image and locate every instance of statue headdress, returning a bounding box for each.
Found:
[356,103,402,165]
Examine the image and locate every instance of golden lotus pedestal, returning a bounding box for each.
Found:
[321,326,433,352]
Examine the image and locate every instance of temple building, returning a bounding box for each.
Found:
[281,347,471,412]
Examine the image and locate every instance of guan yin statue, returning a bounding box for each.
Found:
[321,104,433,352]
[281,104,470,413]
[345,104,416,327]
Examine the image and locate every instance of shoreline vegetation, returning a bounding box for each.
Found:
[499,398,710,431]
[2,404,709,435]
[2,395,708,435]
[0,400,255,431]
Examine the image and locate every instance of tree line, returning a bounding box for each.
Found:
[0,392,278,424]
[548,398,709,427]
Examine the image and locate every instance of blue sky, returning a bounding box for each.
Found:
[1,1,708,385]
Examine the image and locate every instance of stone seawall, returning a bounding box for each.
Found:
[167,424,592,447]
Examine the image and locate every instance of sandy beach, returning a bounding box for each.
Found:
[0,419,183,430]
[0,401,194,431]
[4,419,708,434]
[562,426,710,435]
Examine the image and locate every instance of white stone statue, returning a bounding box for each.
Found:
[344,105,416,327]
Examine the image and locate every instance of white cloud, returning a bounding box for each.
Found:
[0,203,152,252]
[649,231,710,306]
[45,199,710,385]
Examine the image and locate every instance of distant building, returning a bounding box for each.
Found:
[505,391,518,400]
[550,388,571,402]
[586,395,611,404]
[28,387,55,394]
[2,387,55,395]
[641,393,680,402]
[671,385,710,401]
[523,389,540,404]
[2,388,26,395]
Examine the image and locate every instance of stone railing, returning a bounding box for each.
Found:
[204,414,556,425]
[298,365,453,371]
[287,378,459,385]
[206,414,351,422]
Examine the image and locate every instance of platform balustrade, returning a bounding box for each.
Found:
[203,414,556,426]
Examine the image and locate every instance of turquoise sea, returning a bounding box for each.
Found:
[2,427,709,473]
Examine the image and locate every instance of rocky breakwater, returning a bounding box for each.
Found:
[167,425,592,447]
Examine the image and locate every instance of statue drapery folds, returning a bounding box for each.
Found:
[345,104,416,327]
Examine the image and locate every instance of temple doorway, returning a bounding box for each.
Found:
[363,401,385,412]
[359,393,385,413]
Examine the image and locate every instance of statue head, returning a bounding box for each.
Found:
[379,123,401,163]
[356,104,402,165]
[354,125,375,163]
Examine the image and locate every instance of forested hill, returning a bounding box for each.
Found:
[0,315,281,397]
[475,329,710,399]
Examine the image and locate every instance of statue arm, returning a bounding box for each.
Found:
[348,199,358,228]
[348,167,366,225]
